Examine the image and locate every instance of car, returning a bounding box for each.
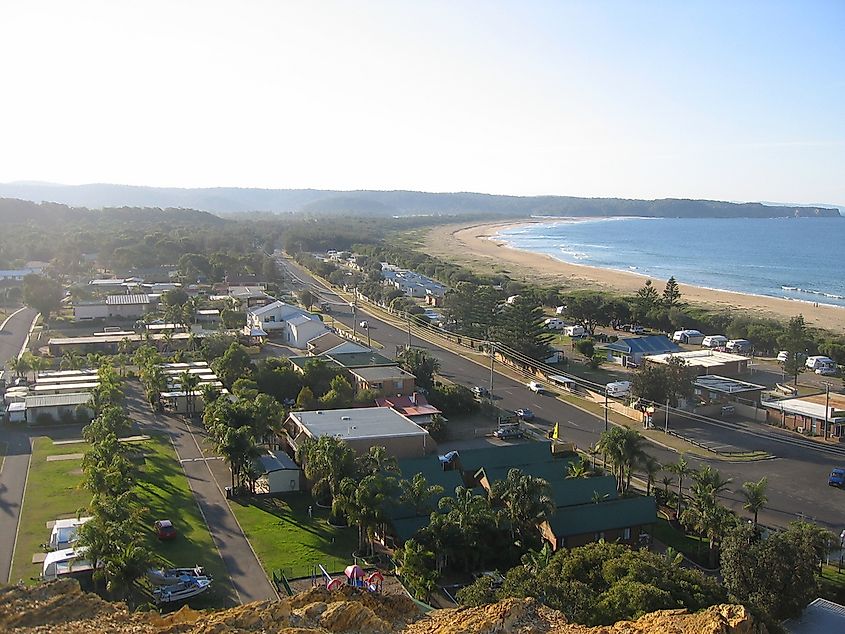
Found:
[720,404,735,417]
[471,386,490,399]
[629,325,645,334]
[816,366,838,376]
[527,381,543,393]
[829,468,845,488]
[359,320,369,329]
[493,426,524,439]
[515,408,534,420]
[154,519,177,540]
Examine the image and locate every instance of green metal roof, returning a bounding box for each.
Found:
[288,355,341,371]
[546,496,656,538]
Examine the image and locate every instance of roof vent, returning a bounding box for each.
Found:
[341,416,351,421]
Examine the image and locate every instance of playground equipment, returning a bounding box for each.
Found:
[316,563,384,592]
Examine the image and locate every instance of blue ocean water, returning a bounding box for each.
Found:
[496,217,845,309]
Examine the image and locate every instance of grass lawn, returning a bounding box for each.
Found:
[820,563,845,604]
[11,434,234,606]
[10,438,91,583]
[651,518,710,567]
[229,492,358,579]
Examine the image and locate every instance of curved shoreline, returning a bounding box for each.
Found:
[422,220,845,332]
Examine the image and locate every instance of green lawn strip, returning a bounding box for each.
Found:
[651,518,709,567]
[819,564,845,604]
[229,492,358,580]
[133,434,235,607]
[10,437,90,583]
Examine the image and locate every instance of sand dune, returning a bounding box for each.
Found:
[422,220,845,332]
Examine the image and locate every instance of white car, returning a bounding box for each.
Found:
[359,320,369,329]
[527,381,543,393]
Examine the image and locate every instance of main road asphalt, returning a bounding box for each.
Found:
[279,258,845,535]
[0,307,38,582]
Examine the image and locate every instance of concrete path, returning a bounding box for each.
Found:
[0,307,38,582]
[125,382,276,604]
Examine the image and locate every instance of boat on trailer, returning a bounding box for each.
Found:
[153,576,212,604]
[147,566,211,586]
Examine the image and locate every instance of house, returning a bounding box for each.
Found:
[0,266,45,283]
[644,349,750,377]
[246,301,329,348]
[602,335,681,366]
[693,375,766,407]
[282,406,434,459]
[380,266,448,299]
[195,309,221,324]
[73,293,158,321]
[349,366,416,396]
[762,392,845,440]
[391,443,656,549]
[229,285,272,308]
[306,332,369,356]
[374,393,443,426]
[256,450,301,494]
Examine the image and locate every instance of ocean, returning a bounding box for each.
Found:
[495,216,845,309]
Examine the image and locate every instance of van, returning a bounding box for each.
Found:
[806,356,835,370]
[672,330,705,345]
[701,335,728,348]
[606,381,632,398]
[726,339,751,354]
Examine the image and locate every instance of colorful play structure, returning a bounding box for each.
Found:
[316,563,384,592]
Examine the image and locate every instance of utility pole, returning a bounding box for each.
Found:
[604,389,609,432]
[488,342,495,394]
[351,288,358,339]
[825,383,831,440]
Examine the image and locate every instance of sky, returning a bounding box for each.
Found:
[1,1,843,204]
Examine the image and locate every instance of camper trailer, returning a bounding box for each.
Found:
[544,318,565,330]
[806,356,835,371]
[605,381,632,398]
[726,339,752,354]
[42,547,96,581]
[48,517,92,551]
[701,335,728,348]
[563,325,586,337]
[672,329,705,345]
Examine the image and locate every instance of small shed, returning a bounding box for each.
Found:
[257,450,301,494]
[6,401,26,423]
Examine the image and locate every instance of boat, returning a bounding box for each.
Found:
[153,576,212,604]
[147,566,211,586]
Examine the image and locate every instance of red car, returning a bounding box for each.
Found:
[154,519,177,540]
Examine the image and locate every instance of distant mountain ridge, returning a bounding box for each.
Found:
[0,181,839,218]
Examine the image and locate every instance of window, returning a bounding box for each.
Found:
[394,380,403,390]
[623,527,631,540]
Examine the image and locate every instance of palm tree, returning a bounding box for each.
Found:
[597,426,645,493]
[8,355,29,379]
[400,473,444,515]
[681,465,734,567]
[61,351,83,370]
[179,370,200,418]
[334,473,400,556]
[296,436,357,505]
[640,455,661,496]
[741,476,768,527]
[665,455,693,518]
[661,474,673,495]
[360,445,399,476]
[439,486,493,532]
[104,542,154,601]
[490,468,555,545]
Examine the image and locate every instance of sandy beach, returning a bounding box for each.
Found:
[422,220,845,332]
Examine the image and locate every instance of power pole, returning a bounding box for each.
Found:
[351,289,358,339]
[604,389,608,432]
[825,383,831,440]
[664,399,670,433]
[488,342,495,394]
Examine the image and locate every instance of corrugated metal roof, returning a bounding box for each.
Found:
[106,293,151,305]
[785,598,845,633]
[25,393,92,408]
[604,335,681,356]
[292,406,427,439]
[547,496,656,537]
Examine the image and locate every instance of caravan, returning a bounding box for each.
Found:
[701,335,728,348]
[672,330,704,345]
[48,517,92,551]
[726,339,752,354]
[605,381,632,398]
[806,356,835,371]
[42,547,96,581]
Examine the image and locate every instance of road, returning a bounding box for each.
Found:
[279,258,845,534]
[125,382,277,604]
[0,307,38,582]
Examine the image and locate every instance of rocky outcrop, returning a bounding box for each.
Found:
[0,581,767,634]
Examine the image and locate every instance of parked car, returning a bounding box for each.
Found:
[154,519,177,540]
[515,408,534,420]
[777,350,789,363]
[816,366,839,376]
[629,325,645,334]
[493,426,524,439]
[471,386,490,399]
[720,404,736,417]
[829,468,845,488]
[527,381,543,393]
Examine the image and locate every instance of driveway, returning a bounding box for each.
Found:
[0,307,38,582]
[125,381,277,603]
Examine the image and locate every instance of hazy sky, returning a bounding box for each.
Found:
[1,1,843,203]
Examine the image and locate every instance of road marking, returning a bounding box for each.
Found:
[0,306,27,331]
[179,456,223,463]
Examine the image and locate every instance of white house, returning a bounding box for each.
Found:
[256,450,301,494]
[246,301,329,349]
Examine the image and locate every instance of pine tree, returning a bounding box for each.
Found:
[634,280,660,322]
[493,295,552,360]
[663,276,682,307]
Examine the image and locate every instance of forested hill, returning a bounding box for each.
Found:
[0,182,840,218]
[0,197,226,227]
